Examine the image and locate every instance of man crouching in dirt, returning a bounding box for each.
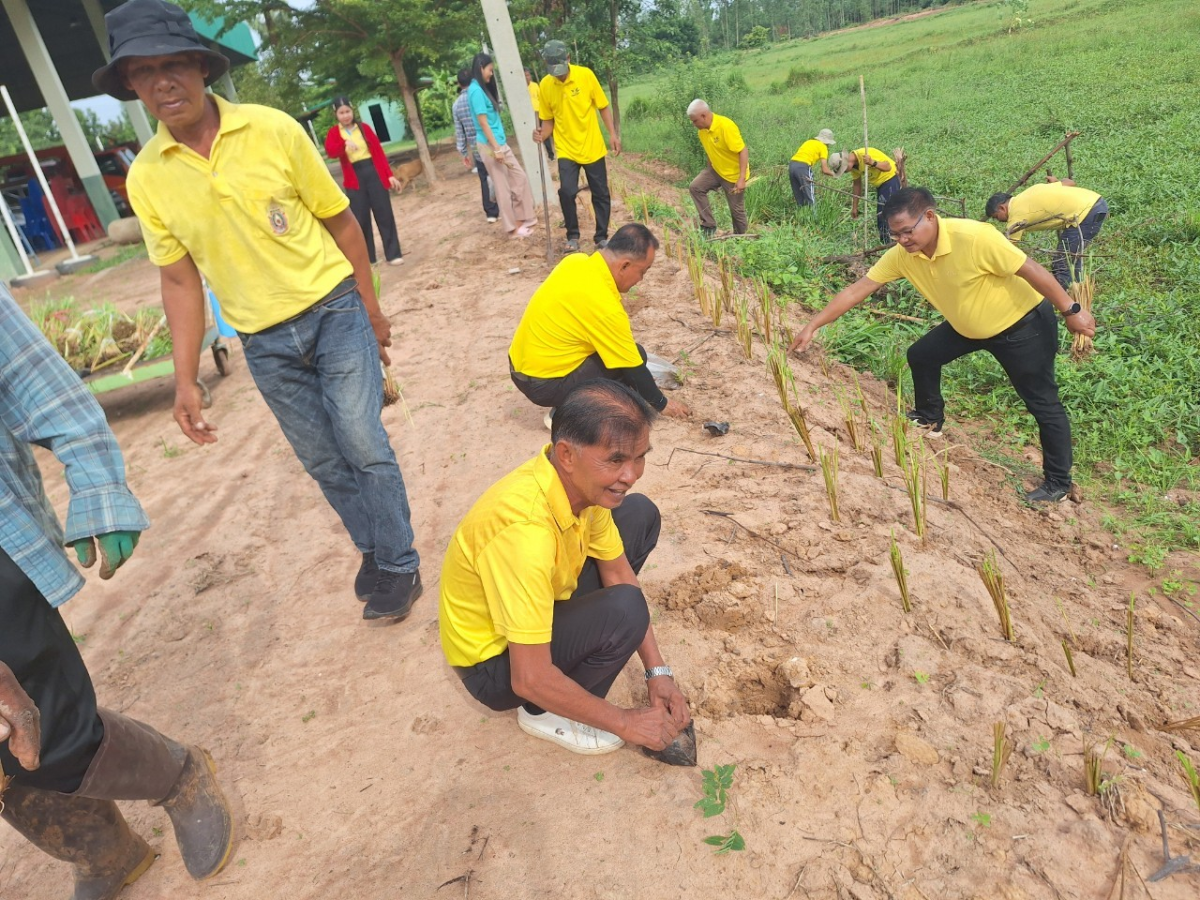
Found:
[95,0,421,621]
[438,381,690,755]
[0,283,233,895]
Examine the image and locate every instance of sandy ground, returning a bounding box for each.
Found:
[3,147,1199,900]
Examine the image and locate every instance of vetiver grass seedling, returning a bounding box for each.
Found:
[753,277,773,348]
[835,388,863,451]
[1177,751,1200,815]
[1062,639,1077,677]
[869,419,885,477]
[819,445,840,523]
[901,439,927,539]
[979,550,1014,641]
[695,764,744,854]
[767,346,792,410]
[786,401,817,462]
[889,531,910,613]
[929,446,951,502]
[1084,737,1113,796]
[1069,274,1095,360]
[992,722,1014,788]
[734,292,754,360]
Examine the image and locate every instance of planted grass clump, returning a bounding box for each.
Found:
[734,292,754,360]
[992,722,1013,789]
[889,532,910,613]
[979,550,1013,641]
[901,439,928,540]
[1084,737,1113,796]
[869,419,885,477]
[835,388,863,451]
[819,444,840,523]
[1069,276,1095,360]
[31,299,173,375]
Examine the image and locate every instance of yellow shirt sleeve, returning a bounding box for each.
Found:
[722,118,746,154]
[588,307,644,370]
[589,69,609,111]
[585,507,624,561]
[289,119,352,219]
[973,227,1028,277]
[866,245,906,284]
[128,182,188,267]
[476,523,558,645]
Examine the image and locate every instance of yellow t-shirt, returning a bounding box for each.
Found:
[791,139,829,166]
[1005,183,1102,241]
[527,80,542,117]
[849,147,898,188]
[697,114,748,184]
[339,124,371,163]
[439,446,626,667]
[867,217,1041,340]
[128,95,353,335]
[508,251,644,378]
[537,65,609,165]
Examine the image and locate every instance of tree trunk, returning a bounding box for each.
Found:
[389,49,438,184]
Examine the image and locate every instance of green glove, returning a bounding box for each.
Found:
[72,531,140,580]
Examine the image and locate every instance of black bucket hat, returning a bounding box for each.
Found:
[92,0,230,101]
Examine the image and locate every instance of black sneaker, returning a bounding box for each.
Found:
[905,411,945,438]
[354,552,378,601]
[1025,482,1070,504]
[363,570,423,621]
[701,226,716,240]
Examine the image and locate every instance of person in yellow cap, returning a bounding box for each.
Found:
[986,177,1108,289]
[789,128,837,208]
[830,147,899,243]
[687,99,749,239]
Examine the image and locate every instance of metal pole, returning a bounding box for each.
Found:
[0,194,35,277]
[0,84,80,260]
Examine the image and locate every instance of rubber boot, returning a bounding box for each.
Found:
[0,782,156,900]
[73,709,234,881]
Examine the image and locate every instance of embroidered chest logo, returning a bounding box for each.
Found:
[569,87,581,98]
[267,202,288,235]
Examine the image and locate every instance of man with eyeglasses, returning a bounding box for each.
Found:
[789,187,1096,505]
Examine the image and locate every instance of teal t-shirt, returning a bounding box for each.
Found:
[467,81,506,146]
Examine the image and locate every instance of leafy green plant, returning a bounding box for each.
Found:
[1031,736,1050,754]
[1177,750,1200,814]
[695,764,745,855]
[913,670,930,685]
[970,811,992,828]
[703,830,746,854]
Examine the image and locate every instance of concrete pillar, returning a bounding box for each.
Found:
[2,0,121,227]
[479,0,558,212]
[123,100,155,146]
[0,226,22,286]
[214,72,239,103]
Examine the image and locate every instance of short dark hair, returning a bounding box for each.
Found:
[605,223,660,260]
[882,186,936,223]
[551,380,656,450]
[456,68,471,89]
[985,192,1012,219]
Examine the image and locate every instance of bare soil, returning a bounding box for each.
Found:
[3,146,1198,900]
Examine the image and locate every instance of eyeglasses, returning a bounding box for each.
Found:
[888,214,930,241]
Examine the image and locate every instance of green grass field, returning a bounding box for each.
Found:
[621,0,1200,561]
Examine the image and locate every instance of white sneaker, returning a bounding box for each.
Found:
[543,408,554,430]
[487,216,498,224]
[517,708,624,755]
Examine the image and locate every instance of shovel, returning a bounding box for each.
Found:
[642,721,698,767]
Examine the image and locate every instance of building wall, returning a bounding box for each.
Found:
[357,98,406,145]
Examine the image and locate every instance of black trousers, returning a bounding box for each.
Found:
[872,176,902,244]
[558,157,611,243]
[457,493,660,712]
[907,299,1073,489]
[509,344,661,411]
[0,548,103,793]
[347,160,402,264]
[473,156,500,219]
[1052,198,1108,289]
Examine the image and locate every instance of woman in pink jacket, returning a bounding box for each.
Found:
[324,97,403,265]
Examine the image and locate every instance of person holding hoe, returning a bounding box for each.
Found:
[439,380,691,756]
[98,0,422,621]
[789,187,1097,504]
[0,283,233,897]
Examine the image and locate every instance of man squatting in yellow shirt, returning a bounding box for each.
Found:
[790,187,1097,504]
[114,0,421,622]
[439,381,691,755]
[687,99,749,238]
[985,178,1108,290]
[533,40,620,253]
[508,224,690,420]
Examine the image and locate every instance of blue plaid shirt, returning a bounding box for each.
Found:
[453,89,482,161]
[0,285,149,608]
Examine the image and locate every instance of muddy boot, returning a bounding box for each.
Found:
[0,782,156,900]
[73,709,234,881]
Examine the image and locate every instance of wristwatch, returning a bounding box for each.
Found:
[645,666,673,681]
[1061,302,1082,317]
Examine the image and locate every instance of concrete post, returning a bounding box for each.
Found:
[2,0,121,227]
[478,0,558,213]
[123,100,155,146]
[82,0,155,148]
[214,72,239,103]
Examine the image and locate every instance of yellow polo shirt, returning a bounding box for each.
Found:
[1005,183,1102,241]
[867,218,1041,340]
[849,147,898,188]
[509,251,643,378]
[791,139,829,166]
[339,124,371,163]
[537,65,609,165]
[697,114,748,184]
[527,80,541,115]
[439,446,625,667]
[128,95,353,335]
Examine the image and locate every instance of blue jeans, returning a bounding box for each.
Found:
[239,291,419,573]
[1052,198,1108,289]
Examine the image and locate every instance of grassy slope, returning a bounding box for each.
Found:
[621,0,1200,560]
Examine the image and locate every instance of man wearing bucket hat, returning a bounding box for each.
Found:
[0,283,233,896]
[533,40,620,253]
[94,0,423,622]
[789,128,837,208]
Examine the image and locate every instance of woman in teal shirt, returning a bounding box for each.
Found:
[468,53,538,238]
